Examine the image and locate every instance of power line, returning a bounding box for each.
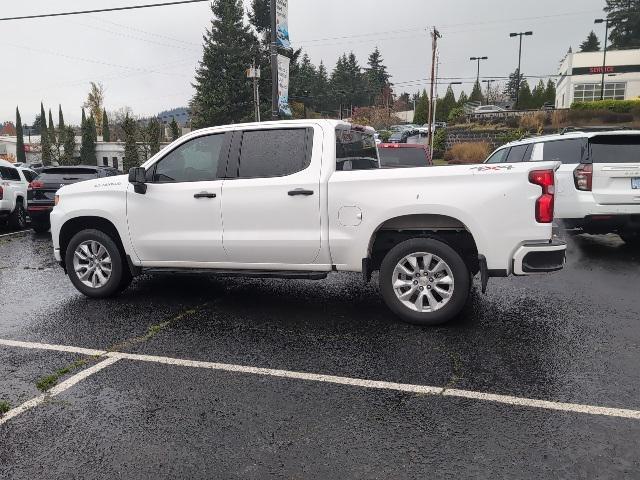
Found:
[0,0,209,22]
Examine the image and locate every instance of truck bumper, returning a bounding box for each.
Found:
[512,239,566,275]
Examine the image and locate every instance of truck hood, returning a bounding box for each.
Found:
[58,174,129,196]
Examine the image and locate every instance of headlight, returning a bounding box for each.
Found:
[54,195,60,206]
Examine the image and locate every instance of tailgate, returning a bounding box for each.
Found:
[590,135,640,205]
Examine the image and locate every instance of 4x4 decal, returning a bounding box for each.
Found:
[469,165,514,172]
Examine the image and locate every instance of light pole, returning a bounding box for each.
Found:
[482,79,496,103]
[269,0,278,120]
[509,31,533,109]
[594,18,610,100]
[469,56,488,84]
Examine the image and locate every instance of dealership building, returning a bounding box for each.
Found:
[555,48,640,108]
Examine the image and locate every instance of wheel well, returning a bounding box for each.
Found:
[15,196,25,208]
[59,217,126,268]
[368,215,480,275]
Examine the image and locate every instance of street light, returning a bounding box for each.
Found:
[469,56,488,84]
[482,79,496,103]
[595,18,610,101]
[509,31,533,109]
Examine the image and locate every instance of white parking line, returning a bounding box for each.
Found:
[1,338,639,422]
[0,356,120,426]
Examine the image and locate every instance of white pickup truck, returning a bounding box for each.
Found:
[0,159,28,230]
[50,120,566,325]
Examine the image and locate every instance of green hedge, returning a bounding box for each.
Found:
[570,99,640,113]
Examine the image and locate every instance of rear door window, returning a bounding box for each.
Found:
[0,166,21,181]
[504,144,531,163]
[541,139,586,164]
[237,128,312,179]
[589,135,640,163]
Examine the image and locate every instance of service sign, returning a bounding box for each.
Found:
[278,54,292,116]
[275,0,291,48]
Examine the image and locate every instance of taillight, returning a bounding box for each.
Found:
[529,169,555,224]
[28,180,44,190]
[573,164,593,191]
[0,186,3,200]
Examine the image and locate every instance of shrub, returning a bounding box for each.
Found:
[448,106,465,123]
[497,128,528,144]
[519,112,547,132]
[570,99,640,114]
[378,130,391,142]
[444,142,491,164]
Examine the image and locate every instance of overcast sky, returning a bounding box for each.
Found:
[1,0,607,125]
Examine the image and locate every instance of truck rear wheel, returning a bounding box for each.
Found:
[379,238,471,326]
[65,229,124,298]
[9,201,26,229]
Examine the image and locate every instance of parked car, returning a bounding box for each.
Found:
[484,129,640,244]
[18,167,38,183]
[378,143,433,168]
[474,105,506,114]
[388,129,415,144]
[28,163,45,173]
[0,159,28,229]
[28,165,120,233]
[50,120,566,326]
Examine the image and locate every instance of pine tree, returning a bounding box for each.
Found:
[314,61,330,114]
[580,31,601,52]
[40,103,51,165]
[604,0,640,49]
[366,47,391,106]
[16,107,26,164]
[170,118,180,141]
[48,109,57,161]
[90,116,97,143]
[504,69,524,103]
[413,90,429,124]
[147,118,162,157]
[291,53,317,112]
[457,91,469,106]
[436,85,457,122]
[518,80,534,109]
[61,126,76,166]
[122,115,140,172]
[190,0,258,128]
[469,81,484,104]
[544,79,557,106]
[102,109,110,142]
[531,79,546,108]
[80,109,96,165]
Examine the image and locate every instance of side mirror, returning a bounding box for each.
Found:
[128,167,147,194]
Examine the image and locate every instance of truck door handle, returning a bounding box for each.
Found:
[288,189,314,196]
[194,192,217,199]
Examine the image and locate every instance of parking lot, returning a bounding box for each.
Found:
[1,224,639,478]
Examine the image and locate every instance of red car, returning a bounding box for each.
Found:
[377,143,432,168]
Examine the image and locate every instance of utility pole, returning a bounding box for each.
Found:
[270,0,278,120]
[430,55,440,155]
[426,27,440,150]
[595,18,610,100]
[509,31,533,110]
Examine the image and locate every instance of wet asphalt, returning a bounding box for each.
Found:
[0,225,639,478]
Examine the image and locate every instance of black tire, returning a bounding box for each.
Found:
[8,201,27,230]
[620,232,640,247]
[65,229,124,298]
[32,221,50,234]
[379,238,471,326]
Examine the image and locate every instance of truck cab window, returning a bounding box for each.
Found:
[150,134,224,183]
[335,127,379,171]
[237,128,311,178]
[485,148,508,164]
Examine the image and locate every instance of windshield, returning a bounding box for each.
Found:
[590,136,640,163]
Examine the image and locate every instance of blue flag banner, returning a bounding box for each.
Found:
[275,0,291,48]
[277,54,292,116]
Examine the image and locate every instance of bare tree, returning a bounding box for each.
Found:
[83,82,105,135]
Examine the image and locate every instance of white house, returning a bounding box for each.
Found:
[556,48,640,108]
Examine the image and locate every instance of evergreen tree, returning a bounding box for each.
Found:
[16,107,26,164]
[504,69,525,104]
[58,105,65,131]
[80,110,96,165]
[457,90,469,106]
[469,81,484,104]
[90,116,98,143]
[580,31,601,52]
[48,109,57,161]
[413,90,429,124]
[604,0,640,49]
[122,115,140,172]
[291,53,317,111]
[32,113,43,135]
[170,118,180,141]
[518,80,534,109]
[40,103,52,165]
[544,79,557,106]
[190,0,258,128]
[61,126,76,166]
[436,85,457,122]
[330,52,368,112]
[366,47,391,106]
[531,79,546,108]
[102,109,111,142]
[248,0,270,35]
[147,118,162,156]
[314,61,330,114]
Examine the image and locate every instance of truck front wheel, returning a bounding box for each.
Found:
[379,238,471,326]
[65,229,124,298]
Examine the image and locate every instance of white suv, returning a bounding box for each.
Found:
[485,129,640,245]
[0,159,28,229]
